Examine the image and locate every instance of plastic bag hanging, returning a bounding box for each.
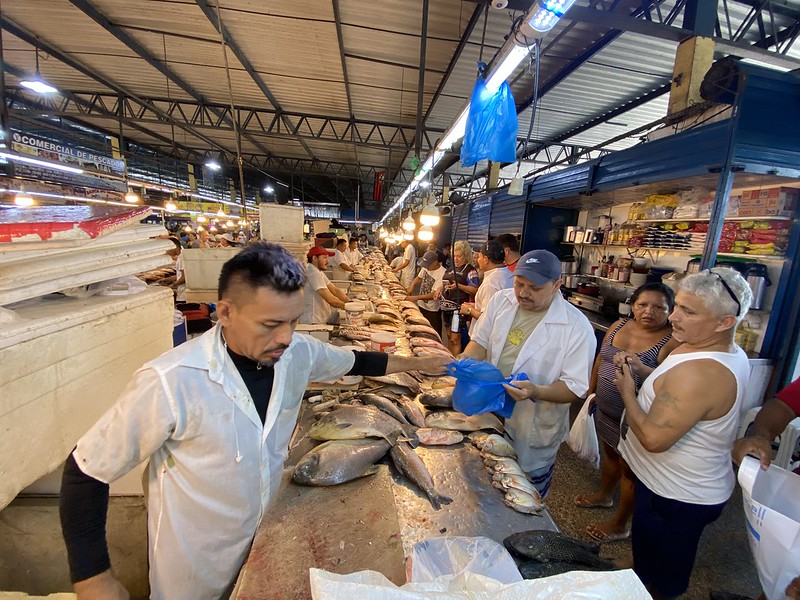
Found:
[460,78,519,168]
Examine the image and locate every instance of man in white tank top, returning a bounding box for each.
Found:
[616,268,753,600]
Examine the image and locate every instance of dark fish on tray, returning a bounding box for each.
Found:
[416,388,453,408]
[389,442,453,510]
[309,405,413,445]
[397,396,427,427]
[366,372,421,394]
[519,560,612,580]
[406,329,442,343]
[360,393,410,424]
[425,410,504,433]
[503,531,612,569]
[292,439,390,486]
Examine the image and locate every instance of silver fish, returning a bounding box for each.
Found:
[504,488,545,514]
[397,396,427,427]
[360,393,410,424]
[425,410,504,433]
[409,337,450,352]
[416,427,464,446]
[416,388,453,409]
[389,442,453,510]
[478,434,517,458]
[366,372,421,395]
[292,439,390,486]
[309,406,411,445]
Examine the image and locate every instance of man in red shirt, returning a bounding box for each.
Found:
[733,377,800,469]
[495,234,521,273]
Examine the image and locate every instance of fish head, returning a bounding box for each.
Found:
[292,453,321,484]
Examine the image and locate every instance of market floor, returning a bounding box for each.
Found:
[546,443,762,600]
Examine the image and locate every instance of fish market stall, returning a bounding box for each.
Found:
[233,251,560,599]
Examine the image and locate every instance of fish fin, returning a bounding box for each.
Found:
[335,422,352,430]
[430,494,454,510]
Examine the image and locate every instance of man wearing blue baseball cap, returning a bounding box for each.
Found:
[461,249,596,497]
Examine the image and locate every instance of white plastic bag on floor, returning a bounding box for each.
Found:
[309,567,651,599]
[567,394,600,469]
[738,456,800,600]
[409,537,522,584]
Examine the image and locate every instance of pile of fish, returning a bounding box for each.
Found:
[503,530,616,579]
[469,432,545,515]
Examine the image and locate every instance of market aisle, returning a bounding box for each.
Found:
[547,442,762,599]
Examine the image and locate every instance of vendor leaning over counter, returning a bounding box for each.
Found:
[460,249,596,498]
[300,244,351,324]
[59,243,452,600]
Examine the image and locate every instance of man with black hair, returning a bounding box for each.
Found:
[495,234,521,273]
[460,240,513,336]
[60,243,451,600]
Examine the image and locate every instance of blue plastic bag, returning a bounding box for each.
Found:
[460,78,519,168]
[445,358,529,418]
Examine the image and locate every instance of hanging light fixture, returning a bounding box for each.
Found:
[209,225,217,232]
[205,159,222,171]
[124,188,140,203]
[20,48,58,95]
[183,224,193,233]
[417,225,434,242]
[226,219,235,228]
[165,200,177,212]
[216,207,226,217]
[403,231,415,241]
[420,204,440,226]
[402,211,416,231]
[197,225,205,232]
[197,214,207,223]
[378,227,388,239]
[14,188,35,207]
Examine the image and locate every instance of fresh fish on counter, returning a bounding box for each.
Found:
[399,301,419,311]
[503,531,612,569]
[360,393,410,424]
[416,388,453,409]
[397,396,427,427]
[409,337,450,352]
[311,399,340,413]
[493,473,542,500]
[406,324,443,341]
[369,324,402,333]
[504,488,545,514]
[339,328,372,342]
[309,405,413,445]
[389,442,453,510]
[425,410,504,433]
[476,434,517,458]
[416,427,464,446]
[412,347,453,360]
[489,460,527,477]
[366,372,421,394]
[292,439,391,486]
[468,431,492,446]
[376,307,403,319]
[405,314,432,327]
[431,376,456,389]
[519,560,612,580]
[368,313,400,325]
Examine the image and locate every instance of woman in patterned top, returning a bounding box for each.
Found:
[574,282,681,543]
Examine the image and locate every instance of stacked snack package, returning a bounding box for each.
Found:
[644,194,678,219]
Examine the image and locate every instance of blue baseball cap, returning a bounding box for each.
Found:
[514,250,562,285]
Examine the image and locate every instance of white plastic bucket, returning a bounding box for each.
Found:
[344,302,367,326]
[370,331,396,353]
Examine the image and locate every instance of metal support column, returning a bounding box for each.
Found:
[415,0,429,159]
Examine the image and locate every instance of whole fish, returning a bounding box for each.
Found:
[416,427,464,446]
[366,372,421,394]
[410,337,450,352]
[431,376,457,389]
[416,388,454,408]
[309,405,411,445]
[405,314,432,327]
[468,431,492,446]
[292,439,390,486]
[412,347,453,360]
[389,442,453,510]
[397,396,427,427]
[490,461,527,477]
[493,473,542,499]
[519,560,612,580]
[368,313,399,325]
[478,434,517,458]
[360,393,410,424]
[406,324,442,338]
[399,301,419,311]
[503,531,611,569]
[504,488,545,514]
[339,328,372,342]
[425,410,504,433]
[377,307,403,320]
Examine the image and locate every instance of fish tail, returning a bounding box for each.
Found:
[429,493,454,510]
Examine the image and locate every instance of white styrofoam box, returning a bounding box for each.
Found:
[0,287,174,509]
[745,359,773,413]
[182,247,238,290]
[184,289,220,304]
[0,238,174,306]
[260,204,304,242]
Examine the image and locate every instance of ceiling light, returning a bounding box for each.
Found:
[0,151,84,174]
[197,214,207,223]
[523,0,579,35]
[124,189,140,203]
[264,185,274,194]
[14,190,35,207]
[165,201,178,212]
[485,45,531,93]
[402,214,416,231]
[205,160,222,171]
[420,204,440,226]
[209,225,217,232]
[216,208,226,217]
[226,219,235,228]
[417,225,434,242]
[184,224,193,233]
[403,231,415,241]
[197,225,205,232]
[420,181,431,188]
[19,49,58,95]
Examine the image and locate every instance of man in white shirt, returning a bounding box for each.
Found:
[300,245,350,324]
[462,250,595,498]
[330,238,356,280]
[59,243,451,599]
[346,238,362,267]
[391,239,417,288]
[406,251,446,334]
[460,240,514,336]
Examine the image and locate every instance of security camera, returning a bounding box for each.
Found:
[491,0,509,8]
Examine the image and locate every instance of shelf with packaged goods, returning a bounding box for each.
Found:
[561,242,786,261]
[633,216,792,223]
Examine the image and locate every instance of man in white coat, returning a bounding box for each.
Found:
[461,249,595,497]
[59,243,451,600]
[391,239,417,289]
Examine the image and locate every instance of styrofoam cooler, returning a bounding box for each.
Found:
[0,287,174,507]
[260,204,305,242]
